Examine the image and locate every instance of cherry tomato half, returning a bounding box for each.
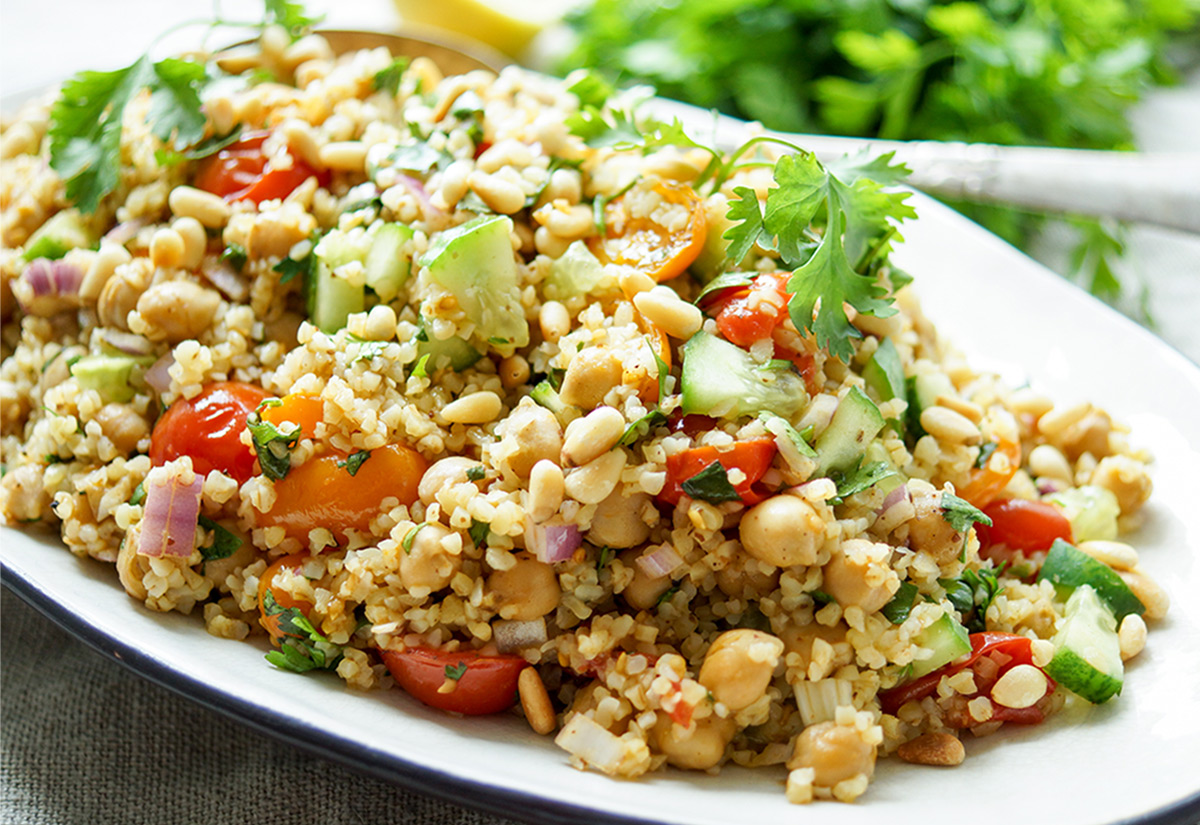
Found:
[977,498,1073,554]
[379,646,527,715]
[958,435,1021,509]
[149,381,269,483]
[257,442,427,543]
[257,552,316,643]
[590,181,707,283]
[194,131,325,204]
[658,438,777,507]
[704,272,792,348]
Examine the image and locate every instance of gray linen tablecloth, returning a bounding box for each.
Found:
[2,1,1198,823]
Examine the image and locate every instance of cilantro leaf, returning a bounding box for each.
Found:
[940,565,1006,633]
[145,58,209,149]
[444,661,469,681]
[694,271,754,305]
[264,0,323,38]
[221,242,248,272]
[758,411,818,459]
[129,481,146,507]
[618,409,668,447]
[402,523,427,554]
[810,589,834,605]
[337,450,372,476]
[261,590,341,673]
[155,124,243,167]
[832,460,897,500]
[595,546,616,572]
[655,583,680,607]
[468,519,489,549]
[466,465,486,481]
[372,57,409,96]
[722,187,766,265]
[881,581,918,624]
[940,491,993,533]
[646,336,670,401]
[197,514,242,561]
[975,442,999,470]
[245,412,299,482]
[410,353,431,379]
[762,153,828,262]
[567,71,614,108]
[680,461,741,504]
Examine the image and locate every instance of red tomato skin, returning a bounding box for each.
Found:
[977,499,1073,554]
[194,131,325,204]
[707,273,791,348]
[658,439,777,507]
[379,647,527,715]
[150,382,269,483]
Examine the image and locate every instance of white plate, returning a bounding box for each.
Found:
[4,107,1200,825]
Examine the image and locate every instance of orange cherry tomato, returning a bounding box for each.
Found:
[976,498,1073,554]
[261,392,324,439]
[589,181,707,283]
[658,438,777,507]
[705,272,793,348]
[634,311,672,405]
[194,131,325,204]
[258,442,427,543]
[379,646,528,715]
[958,436,1021,509]
[150,381,270,483]
[257,552,316,642]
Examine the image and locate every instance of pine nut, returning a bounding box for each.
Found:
[935,394,983,424]
[536,202,593,239]
[919,406,981,444]
[150,227,185,270]
[539,300,570,343]
[430,76,473,123]
[408,57,443,93]
[1028,444,1072,483]
[619,268,656,297]
[0,121,38,159]
[438,160,473,210]
[542,168,582,205]
[499,354,530,388]
[80,243,131,303]
[476,139,533,174]
[990,664,1048,709]
[441,391,503,425]
[1037,402,1090,439]
[281,120,322,168]
[1008,388,1054,417]
[281,34,334,73]
[633,286,703,340]
[172,217,207,271]
[319,141,367,172]
[534,226,570,258]
[1117,568,1170,621]
[205,95,236,136]
[564,450,625,504]
[1118,613,1147,661]
[528,460,565,523]
[1077,540,1138,572]
[562,407,625,466]
[518,667,557,735]
[169,186,231,228]
[467,170,526,215]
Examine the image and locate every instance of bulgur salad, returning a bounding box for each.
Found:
[0,19,1171,806]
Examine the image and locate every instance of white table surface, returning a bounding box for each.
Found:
[1,3,1198,825]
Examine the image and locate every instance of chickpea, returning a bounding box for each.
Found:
[417,456,478,506]
[587,490,651,549]
[97,269,146,330]
[780,623,852,673]
[906,488,964,563]
[399,523,461,592]
[698,629,784,711]
[488,555,560,621]
[617,548,672,611]
[739,494,825,568]
[134,281,221,343]
[93,403,150,454]
[499,399,563,479]
[652,712,737,771]
[821,539,900,614]
[715,554,779,599]
[787,721,877,786]
[559,347,622,410]
[1059,410,1112,461]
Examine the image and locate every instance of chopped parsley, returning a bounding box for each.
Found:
[680,461,741,504]
[975,442,999,469]
[940,491,993,533]
[468,519,490,549]
[402,523,428,554]
[221,242,248,272]
[941,565,1006,633]
[245,406,299,482]
[197,515,241,561]
[372,57,409,96]
[810,589,834,605]
[444,661,469,681]
[129,481,146,507]
[261,590,341,674]
[466,465,486,481]
[410,354,431,379]
[337,450,372,477]
[880,581,918,624]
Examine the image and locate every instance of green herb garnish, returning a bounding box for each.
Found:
[197,514,241,561]
[337,450,372,477]
[680,461,741,504]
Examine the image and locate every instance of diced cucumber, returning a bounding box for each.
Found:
[1037,538,1145,621]
[679,331,808,420]
[545,240,617,298]
[310,229,368,333]
[364,222,414,301]
[1047,485,1120,542]
[688,195,741,283]
[418,214,529,348]
[1044,584,1124,703]
[904,369,953,437]
[909,611,971,679]
[863,337,905,402]
[530,380,570,421]
[417,330,481,372]
[813,386,885,477]
[23,209,95,261]
[864,440,906,494]
[70,353,154,403]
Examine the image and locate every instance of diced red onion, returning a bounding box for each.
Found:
[398,173,448,223]
[542,524,582,563]
[23,259,52,296]
[104,219,146,246]
[100,329,154,356]
[1037,479,1067,496]
[137,469,203,558]
[144,353,175,396]
[876,484,911,515]
[201,261,249,302]
[50,260,83,294]
[493,618,548,653]
[15,259,84,315]
[636,544,683,579]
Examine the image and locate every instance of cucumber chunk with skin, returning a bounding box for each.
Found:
[1045,584,1124,703]
[364,222,415,301]
[1037,538,1145,621]
[310,229,367,333]
[909,611,971,679]
[680,331,808,421]
[813,386,885,477]
[70,353,153,403]
[23,209,95,261]
[1047,485,1120,542]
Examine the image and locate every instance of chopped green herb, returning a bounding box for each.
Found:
[680,461,741,504]
[832,459,897,501]
[618,409,668,447]
[444,661,469,681]
[566,70,614,108]
[881,581,918,624]
[338,450,372,477]
[975,442,998,470]
[402,523,428,554]
[346,333,390,364]
[44,454,65,465]
[466,465,486,481]
[655,583,681,607]
[810,589,834,605]
[646,336,670,401]
[593,177,638,235]
[261,590,341,673]
[245,413,299,482]
[940,491,993,533]
[197,514,241,561]
[758,411,817,459]
[155,124,244,166]
[410,353,431,379]
[468,519,490,549]
[595,546,616,572]
[942,565,1006,633]
[221,242,248,272]
[372,57,409,96]
[487,336,510,345]
[264,0,323,38]
[694,271,754,304]
[129,481,146,506]
[384,142,452,177]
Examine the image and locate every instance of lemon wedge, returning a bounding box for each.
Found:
[392,0,573,59]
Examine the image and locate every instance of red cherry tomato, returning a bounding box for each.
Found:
[977,498,1073,554]
[704,272,792,348]
[257,552,316,643]
[150,381,269,483]
[658,438,777,507]
[194,131,325,204]
[379,646,528,715]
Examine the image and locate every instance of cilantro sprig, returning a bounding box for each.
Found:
[261,590,342,674]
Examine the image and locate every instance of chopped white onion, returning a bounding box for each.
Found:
[554,714,626,775]
[100,329,154,356]
[493,619,547,653]
[137,466,203,558]
[636,544,682,579]
[144,353,175,396]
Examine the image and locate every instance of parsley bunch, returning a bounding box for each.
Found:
[560,0,1198,310]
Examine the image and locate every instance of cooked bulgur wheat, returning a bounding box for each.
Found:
[0,28,1167,804]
